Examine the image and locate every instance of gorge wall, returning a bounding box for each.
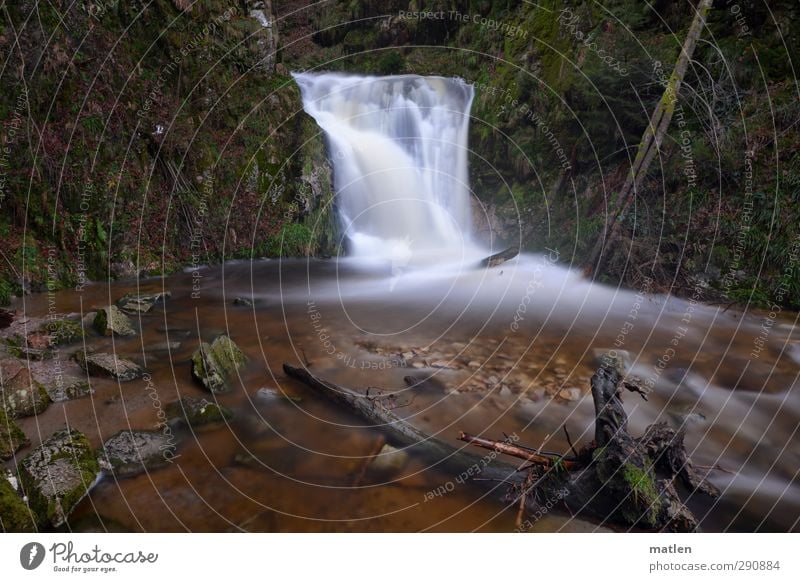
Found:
[1,0,798,308]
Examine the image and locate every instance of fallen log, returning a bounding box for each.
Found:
[284,361,718,531]
[282,363,525,484]
[480,246,519,268]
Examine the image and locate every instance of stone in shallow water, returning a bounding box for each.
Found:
[165,396,233,428]
[0,469,37,532]
[0,359,51,418]
[559,387,582,402]
[146,341,182,352]
[191,335,247,393]
[74,351,144,381]
[45,378,93,403]
[100,430,177,478]
[116,290,171,314]
[368,444,408,477]
[232,296,256,307]
[93,305,136,337]
[0,408,29,460]
[19,428,99,528]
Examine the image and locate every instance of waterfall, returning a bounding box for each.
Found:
[293,72,476,263]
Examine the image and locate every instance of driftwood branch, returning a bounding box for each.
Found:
[284,360,718,532]
[282,363,524,484]
[457,432,578,470]
[480,246,519,268]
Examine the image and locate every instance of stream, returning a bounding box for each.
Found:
[9,253,800,532]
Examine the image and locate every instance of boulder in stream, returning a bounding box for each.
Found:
[18,428,99,528]
[165,396,233,428]
[45,378,94,402]
[100,430,177,478]
[93,305,136,336]
[0,359,51,418]
[74,350,144,381]
[0,470,37,532]
[0,408,29,460]
[37,318,84,346]
[116,290,171,314]
[191,335,247,393]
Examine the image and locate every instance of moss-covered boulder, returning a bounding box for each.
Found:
[99,430,176,478]
[191,335,247,393]
[39,318,84,346]
[116,291,171,314]
[0,359,51,418]
[73,350,144,382]
[0,471,37,532]
[45,378,93,403]
[19,428,99,528]
[93,305,136,337]
[165,396,233,428]
[0,408,29,460]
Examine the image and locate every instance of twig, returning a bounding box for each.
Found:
[563,425,580,459]
[458,432,579,470]
[623,380,649,401]
[351,437,386,486]
[693,463,736,475]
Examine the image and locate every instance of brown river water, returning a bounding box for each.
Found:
[8,255,800,532]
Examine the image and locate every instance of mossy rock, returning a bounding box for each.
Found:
[93,305,136,337]
[191,335,247,393]
[45,378,94,403]
[165,396,233,428]
[73,350,144,382]
[0,472,37,532]
[116,290,171,314]
[0,361,52,418]
[19,428,99,528]
[100,430,177,478]
[38,318,84,346]
[0,408,29,460]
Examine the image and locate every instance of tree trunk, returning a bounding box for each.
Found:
[585,0,714,277]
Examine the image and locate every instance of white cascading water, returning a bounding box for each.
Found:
[294,72,478,265]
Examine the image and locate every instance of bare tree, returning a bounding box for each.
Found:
[585,0,715,277]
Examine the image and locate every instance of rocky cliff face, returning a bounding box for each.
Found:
[1,0,798,308]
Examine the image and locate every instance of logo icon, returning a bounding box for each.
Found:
[20,542,46,570]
